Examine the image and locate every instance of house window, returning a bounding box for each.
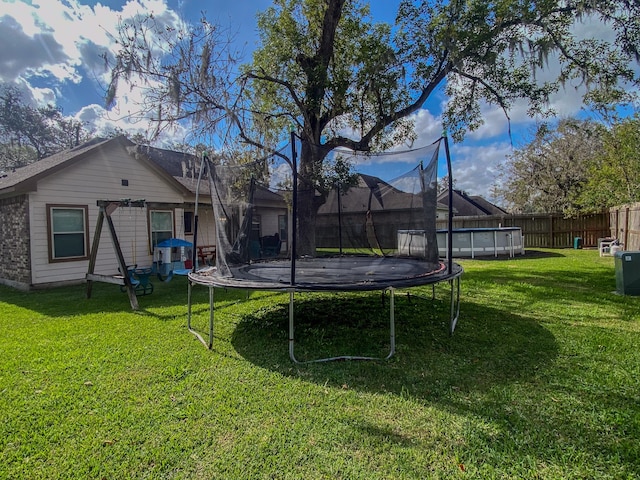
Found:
[250,214,261,241]
[47,205,89,261]
[184,211,194,234]
[278,215,287,242]
[150,210,174,248]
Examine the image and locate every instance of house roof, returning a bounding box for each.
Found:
[0,136,193,200]
[318,173,448,214]
[254,184,287,207]
[131,145,211,196]
[437,189,506,216]
[466,194,507,215]
[0,137,114,197]
[172,176,211,196]
[133,145,201,178]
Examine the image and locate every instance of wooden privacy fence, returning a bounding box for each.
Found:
[609,203,640,251]
[436,212,610,248]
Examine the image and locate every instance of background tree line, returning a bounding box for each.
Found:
[0,83,92,170]
[497,115,640,216]
[0,83,169,171]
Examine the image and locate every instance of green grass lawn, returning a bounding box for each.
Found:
[1,249,638,479]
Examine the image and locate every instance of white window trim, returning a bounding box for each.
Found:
[150,209,175,248]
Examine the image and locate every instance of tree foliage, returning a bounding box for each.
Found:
[0,83,90,169]
[578,116,640,211]
[105,13,241,144]
[105,0,640,153]
[243,0,638,250]
[245,0,639,143]
[499,115,640,215]
[106,0,640,250]
[497,118,605,214]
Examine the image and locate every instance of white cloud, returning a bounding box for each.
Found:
[411,109,443,146]
[448,141,513,201]
[76,101,191,145]
[1,0,195,144]
[0,14,70,82]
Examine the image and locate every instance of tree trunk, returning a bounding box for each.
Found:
[422,181,440,264]
[295,139,326,257]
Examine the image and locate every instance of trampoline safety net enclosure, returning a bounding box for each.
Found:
[188,135,462,361]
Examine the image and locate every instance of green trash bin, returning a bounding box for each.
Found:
[614,251,640,295]
[573,237,583,249]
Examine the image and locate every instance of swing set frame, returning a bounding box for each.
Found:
[85,199,146,310]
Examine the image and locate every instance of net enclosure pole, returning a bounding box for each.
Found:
[290,131,298,286]
[191,152,207,272]
[443,134,454,274]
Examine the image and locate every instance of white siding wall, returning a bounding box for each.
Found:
[259,208,282,238]
[184,206,216,248]
[256,207,287,253]
[29,143,186,285]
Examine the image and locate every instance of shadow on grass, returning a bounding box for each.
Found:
[231,292,639,475]
[0,276,243,320]
[231,291,559,398]
[462,248,567,261]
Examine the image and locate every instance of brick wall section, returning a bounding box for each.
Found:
[0,195,31,286]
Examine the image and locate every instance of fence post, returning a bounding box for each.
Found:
[625,206,630,248]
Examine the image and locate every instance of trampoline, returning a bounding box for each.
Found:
[187,134,463,362]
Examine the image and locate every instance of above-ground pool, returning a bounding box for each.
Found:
[398,227,524,258]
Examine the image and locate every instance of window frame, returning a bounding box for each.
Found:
[278,214,288,243]
[250,214,261,241]
[183,211,194,235]
[149,209,175,249]
[46,204,90,263]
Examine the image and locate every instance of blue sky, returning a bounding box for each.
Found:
[0,0,620,202]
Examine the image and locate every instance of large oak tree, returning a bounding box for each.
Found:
[107,0,640,254]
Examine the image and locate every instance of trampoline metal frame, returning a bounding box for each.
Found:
[186,273,461,363]
[185,134,463,362]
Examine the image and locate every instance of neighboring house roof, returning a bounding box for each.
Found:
[437,189,506,216]
[132,144,211,196]
[467,194,507,215]
[318,173,449,214]
[0,136,192,200]
[254,184,287,208]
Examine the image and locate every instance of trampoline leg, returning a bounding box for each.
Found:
[187,281,193,330]
[288,290,297,363]
[289,289,396,364]
[208,286,214,349]
[449,276,461,335]
[187,281,215,350]
[386,287,396,360]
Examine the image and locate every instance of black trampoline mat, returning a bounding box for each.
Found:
[189,256,462,291]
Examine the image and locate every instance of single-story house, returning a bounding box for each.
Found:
[252,185,289,253]
[316,173,450,249]
[0,136,218,290]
